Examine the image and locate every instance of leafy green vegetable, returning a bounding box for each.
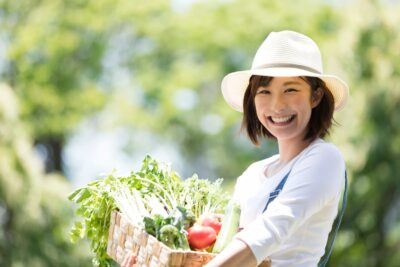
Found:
[68,176,117,267]
[143,216,158,237]
[69,155,230,266]
[142,206,192,250]
[179,175,229,218]
[159,224,180,248]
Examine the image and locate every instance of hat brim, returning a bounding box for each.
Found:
[221,67,349,112]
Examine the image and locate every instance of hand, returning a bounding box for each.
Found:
[120,251,137,267]
[205,239,257,267]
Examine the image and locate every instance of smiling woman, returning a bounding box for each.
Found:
[205,30,349,267]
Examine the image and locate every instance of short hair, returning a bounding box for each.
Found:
[241,75,335,145]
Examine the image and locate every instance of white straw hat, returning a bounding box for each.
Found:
[221,30,349,112]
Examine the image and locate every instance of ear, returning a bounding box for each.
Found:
[311,87,324,108]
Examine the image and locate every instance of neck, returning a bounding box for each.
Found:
[277,137,315,164]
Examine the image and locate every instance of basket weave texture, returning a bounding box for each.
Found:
[107,211,215,267]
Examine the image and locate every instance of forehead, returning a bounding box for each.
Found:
[265,76,309,87]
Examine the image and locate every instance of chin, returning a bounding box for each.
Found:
[271,132,303,142]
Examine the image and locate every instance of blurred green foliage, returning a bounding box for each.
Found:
[1,0,400,266]
[0,84,91,266]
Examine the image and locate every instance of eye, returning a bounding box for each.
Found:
[285,88,298,93]
[257,89,270,95]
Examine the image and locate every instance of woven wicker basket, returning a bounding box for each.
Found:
[107,211,215,267]
[107,211,272,267]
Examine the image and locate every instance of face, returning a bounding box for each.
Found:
[254,77,321,143]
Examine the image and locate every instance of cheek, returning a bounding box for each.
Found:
[299,104,313,122]
[254,97,267,111]
[254,98,265,119]
[255,110,265,125]
[294,97,313,113]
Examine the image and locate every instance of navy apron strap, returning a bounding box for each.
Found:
[262,170,291,213]
[318,170,348,267]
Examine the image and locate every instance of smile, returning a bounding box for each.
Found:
[268,115,296,125]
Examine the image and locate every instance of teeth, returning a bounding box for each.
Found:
[271,116,293,123]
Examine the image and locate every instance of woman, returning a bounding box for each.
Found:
[206,30,348,267]
[122,30,348,267]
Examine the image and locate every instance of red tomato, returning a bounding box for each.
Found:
[187,224,217,249]
[200,213,223,235]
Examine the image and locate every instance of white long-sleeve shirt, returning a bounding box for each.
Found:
[233,139,346,267]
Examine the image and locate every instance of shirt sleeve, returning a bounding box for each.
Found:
[235,143,345,265]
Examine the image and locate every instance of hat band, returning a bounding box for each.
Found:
[255,63,322,74]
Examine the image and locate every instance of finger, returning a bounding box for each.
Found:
[121,251,132,267]
[127,253,137,266]
[121,255,127,267]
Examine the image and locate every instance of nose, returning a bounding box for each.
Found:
[270,94,286,112]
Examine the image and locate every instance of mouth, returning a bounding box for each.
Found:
[268,115,296,126]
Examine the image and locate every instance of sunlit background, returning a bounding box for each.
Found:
[1,0,400,266]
